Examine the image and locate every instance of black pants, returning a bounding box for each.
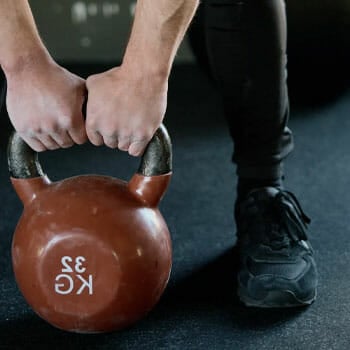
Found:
[204,0,293,179]
[0,0,292,179]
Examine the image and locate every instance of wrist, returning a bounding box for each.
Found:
[121,56,170,85]
[1,45,52,78]
[122,43,172,82]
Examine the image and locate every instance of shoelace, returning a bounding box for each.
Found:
[238,190,311,250]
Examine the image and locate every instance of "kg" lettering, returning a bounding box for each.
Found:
[55,256,94,295]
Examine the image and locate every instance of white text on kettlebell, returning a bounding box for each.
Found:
[55,256,94,295]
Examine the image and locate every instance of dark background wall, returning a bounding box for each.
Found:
[28,0,350,105]
[29,0,194,63]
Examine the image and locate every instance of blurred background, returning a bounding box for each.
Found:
[27,0,350,104]
[29,0,194,62]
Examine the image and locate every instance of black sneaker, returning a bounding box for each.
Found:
[235,187,317,308]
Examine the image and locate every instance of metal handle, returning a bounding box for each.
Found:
[8,124,172,179]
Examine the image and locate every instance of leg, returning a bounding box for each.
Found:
[203,0,317,307]
[204,0,292,189]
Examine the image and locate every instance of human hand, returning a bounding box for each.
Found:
[5,56,87,151]
[85,66,168,156]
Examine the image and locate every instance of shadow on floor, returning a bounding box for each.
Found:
[159,246,307,329]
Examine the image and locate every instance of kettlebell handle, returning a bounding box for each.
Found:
[8,124,172,179]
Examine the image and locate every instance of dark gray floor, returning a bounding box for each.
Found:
[1,65,350,349]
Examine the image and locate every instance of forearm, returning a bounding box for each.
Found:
[0,0,50,74]
[123,0,199,78]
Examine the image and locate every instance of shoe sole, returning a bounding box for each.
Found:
[238,284,317,308]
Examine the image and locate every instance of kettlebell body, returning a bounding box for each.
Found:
[8,125,173,333]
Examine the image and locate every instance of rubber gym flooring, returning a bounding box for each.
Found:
[1,64,350,350]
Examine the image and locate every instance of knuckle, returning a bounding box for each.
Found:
[25,129,42,139]
[103,131,118,140]
[49,122,62,134]
[16,127,30,137]
[134,129,154,143]
[133,136,151,146]
[59,115,74,129]
[30,125,44,134]
[117,135,131,145]
[86,75,98,87]
[86,75,94,83]
[40,119,62,134]
[86,77,92,87]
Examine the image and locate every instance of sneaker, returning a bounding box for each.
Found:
[235,187,317,308]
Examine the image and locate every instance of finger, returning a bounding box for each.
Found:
[66,99,88,144]
[128,139,149,157]
[69,127,88,145]
[68,121,88,145]
[103,135,119,149]
[37,134,61,150]
[21,136,47,152]
[50,130,75,149]
[117,136,131,152]
[86,128,104,146]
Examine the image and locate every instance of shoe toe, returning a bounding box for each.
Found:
[238,254,318,307]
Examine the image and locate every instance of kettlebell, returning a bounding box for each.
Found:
[8,124,173,333]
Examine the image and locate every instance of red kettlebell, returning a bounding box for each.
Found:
[8,125,172,333]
